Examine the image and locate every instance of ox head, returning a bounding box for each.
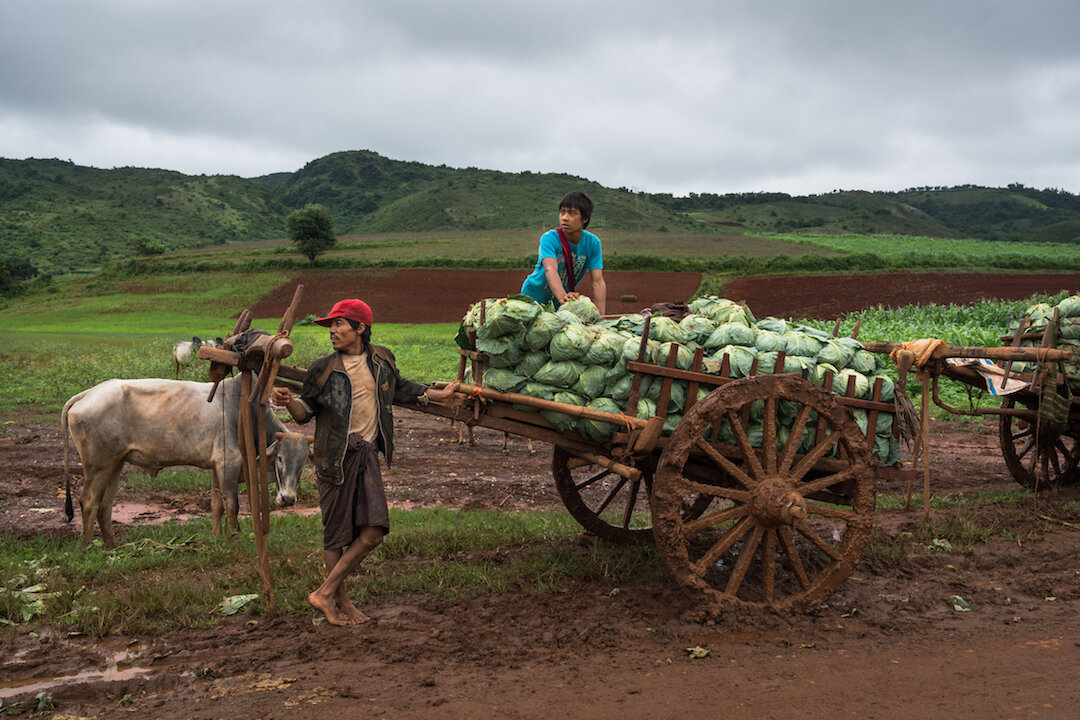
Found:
[268,431,313,507]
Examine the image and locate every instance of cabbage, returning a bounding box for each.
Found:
[481,367,526,393]
[634,398,657,420]
[475,330,525,358]
[708,345,757,378]
[833,368,870,399]
[514,350,550,379]
[622,336,659,364]
[582,397,624,442]
[689,296,756,325]
[656,342,694,370]
[484,343,524,369]
[793,324,834,342]
[756,317,790,334]
[756,351,805,375]
[524,311,565,350]
[874,411,894,436]
[476,296,542,339]
[754,330,785,353]
[813,362,840,389]
[1059,294,1080,319]
[549,324,595,361]
[869,374,895,401]
[848,349,878,375]
[678,314,717,344]
[614,313,647,334]
[607,373,652,402]
[574,364,609,399]
[874,434,901,465]
[581,329,623,366]
[533,359,583,388]
[663,412,682,435]
[782,331,824,358]
[541,391,586,432]
[604,357,628,384]
[648,316,689,345]
[644,377,688,412]
[704,322,757,349]
[513,382,558,412]
[818,339,856,368]
[560,296,601,324]
[1026,302,1055,324]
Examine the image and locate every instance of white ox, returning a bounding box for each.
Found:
[172,337,222,378]
[62,374,311,547]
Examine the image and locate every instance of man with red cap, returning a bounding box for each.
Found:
[273,298,458,626]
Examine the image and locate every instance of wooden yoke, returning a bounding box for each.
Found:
[194,284,305,617]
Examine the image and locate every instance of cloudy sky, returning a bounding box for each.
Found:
[1,0,1077,196]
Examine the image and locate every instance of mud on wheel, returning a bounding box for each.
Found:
[999,397,1080,488]
[553,448,712,543]
[651,374,876,614]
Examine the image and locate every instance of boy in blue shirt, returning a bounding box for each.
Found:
[520,190,607,314]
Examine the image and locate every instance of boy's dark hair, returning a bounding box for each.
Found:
[346,318,372,345]
[559,190,594,228]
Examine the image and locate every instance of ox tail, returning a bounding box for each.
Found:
[61,390,89,523]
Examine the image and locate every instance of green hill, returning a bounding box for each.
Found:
[3,151,1080,276]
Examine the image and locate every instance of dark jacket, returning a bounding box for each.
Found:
[296,345,427,485]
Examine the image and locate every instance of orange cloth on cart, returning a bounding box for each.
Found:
[889,338,945,369]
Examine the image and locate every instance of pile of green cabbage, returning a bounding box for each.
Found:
[1008,293,1080,387]
[457,295,902,464]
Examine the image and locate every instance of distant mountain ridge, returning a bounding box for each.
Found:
[1,150,1078,273]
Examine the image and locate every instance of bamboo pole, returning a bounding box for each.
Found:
[859,341,1071,363]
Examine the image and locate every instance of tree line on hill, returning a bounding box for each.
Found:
[1,151,1079,279]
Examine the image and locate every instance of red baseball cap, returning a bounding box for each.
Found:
[314,299,374,327]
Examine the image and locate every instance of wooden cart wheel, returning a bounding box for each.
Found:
[553,447,711,543]
[651,374,876,614]
[999,398,1080,488]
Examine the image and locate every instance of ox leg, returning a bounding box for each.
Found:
[96,475,121,549]
[210,469,224,536]
[79,460,121,548]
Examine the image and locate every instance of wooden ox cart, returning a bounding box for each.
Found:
[409,305,1071,616]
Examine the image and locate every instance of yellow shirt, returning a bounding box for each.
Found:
[342,352,378,443]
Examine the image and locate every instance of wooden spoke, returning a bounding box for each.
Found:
[778,404,814,474]
[652,374,875,614]
[761,529,777,604]
[762,396,778,474]
[682,503,751,535]
[693,435,755,489]
[805,500,855,520]
[724,524,765,597]
[794,521,843,562]
[999,398,1080,489]
[553,448,711,543]
[778,526,811,590]
[692,516,753,577]
[726,409,766,480]
[575,468,615,492]
[789,430,843,483]
[798,468,856,497]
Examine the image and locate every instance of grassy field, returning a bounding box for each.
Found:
[775,233,1080,265]
[167,228,838,266]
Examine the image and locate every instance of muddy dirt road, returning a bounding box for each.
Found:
[3,409,1080,719]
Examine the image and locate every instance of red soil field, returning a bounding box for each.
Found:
[248,269,1080,323]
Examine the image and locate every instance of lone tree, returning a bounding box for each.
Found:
[286,204,337,264]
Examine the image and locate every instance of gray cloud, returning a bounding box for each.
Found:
[1,0,1077,195]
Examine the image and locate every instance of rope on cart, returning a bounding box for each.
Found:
[889,338,946,518]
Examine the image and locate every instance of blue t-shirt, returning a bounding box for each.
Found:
[520,228,603,306]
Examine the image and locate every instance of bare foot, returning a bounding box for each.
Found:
[337,596,373,625]
[308,591,349,627]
